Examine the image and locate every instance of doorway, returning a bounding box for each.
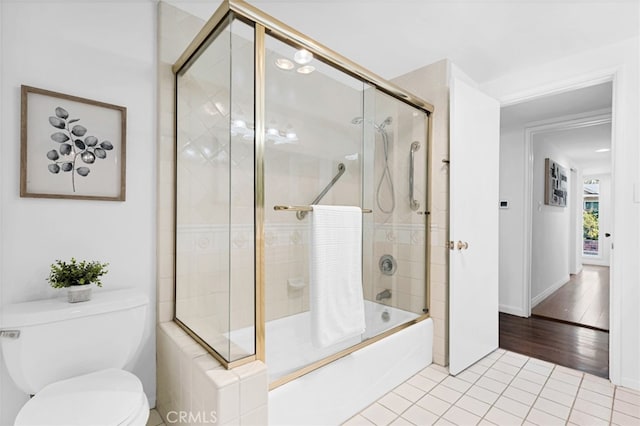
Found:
[532,173,611,331]
[498,81,613,377]
[527,123,612,332]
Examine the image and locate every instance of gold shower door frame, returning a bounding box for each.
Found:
[172,0,434,389]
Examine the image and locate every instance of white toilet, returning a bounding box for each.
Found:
[0,288,150,425]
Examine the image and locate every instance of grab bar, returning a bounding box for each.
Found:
[409,141,420,211]
[296,163,346,220]
[274,205,372,213]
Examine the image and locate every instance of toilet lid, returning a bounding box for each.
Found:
[15,369,147,426]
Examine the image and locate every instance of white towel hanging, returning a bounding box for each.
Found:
[309,205,366,348]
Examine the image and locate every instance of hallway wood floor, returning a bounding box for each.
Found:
[531,265,609,331]
[499,313,609,378]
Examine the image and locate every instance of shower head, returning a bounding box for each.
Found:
[377,116,392,131]
[350,116,392,133]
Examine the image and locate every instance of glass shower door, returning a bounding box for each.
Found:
[175,17,256,364]
[362,90,429,322]
[263,34,368,382]
[261,33,430,384]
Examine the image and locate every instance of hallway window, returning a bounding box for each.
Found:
[583,179,600,256]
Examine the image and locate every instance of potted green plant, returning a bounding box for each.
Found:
[47,258,109,303]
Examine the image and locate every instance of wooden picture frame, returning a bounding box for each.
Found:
[20,85,126,201]
[544,157,568,207]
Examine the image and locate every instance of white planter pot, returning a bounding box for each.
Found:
[67,285,92,303]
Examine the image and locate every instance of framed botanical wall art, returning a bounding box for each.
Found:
[20,85,126,201]
[544,157,568,207]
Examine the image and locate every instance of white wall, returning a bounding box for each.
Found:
[568,168,582,275]
[530,138,572,306]
[0,1,157,423]
[484,36,640,389]
[498,126,527,316]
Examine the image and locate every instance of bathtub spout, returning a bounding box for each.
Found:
[376,289,392,301]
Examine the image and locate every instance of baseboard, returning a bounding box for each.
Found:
[570,264,583,275]
[499,304,527,317]
[620,377,640,392]
[582,258,610,267]
[531,276,569,308]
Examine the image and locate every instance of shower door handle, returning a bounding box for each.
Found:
[409,141,420,211]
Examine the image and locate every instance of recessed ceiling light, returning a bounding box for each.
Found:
[275,58,294,70]
[595,148,610,153]
[296,65,315,75]
[294,49,313,65]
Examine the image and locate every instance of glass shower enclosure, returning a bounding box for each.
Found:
[174,0,433,387]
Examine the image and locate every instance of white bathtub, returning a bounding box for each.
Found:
[262,301,421,381]
[267,303,433,425]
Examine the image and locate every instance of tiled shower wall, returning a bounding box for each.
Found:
[370,224,427,313]
[393,59,451,366]
[367,106,429,315]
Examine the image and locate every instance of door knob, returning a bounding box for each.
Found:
[605,233,611,238]
[457,241,469,250]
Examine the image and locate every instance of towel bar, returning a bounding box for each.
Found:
[274,205,372,213]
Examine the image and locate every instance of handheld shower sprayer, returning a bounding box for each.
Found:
[351,116,395,214]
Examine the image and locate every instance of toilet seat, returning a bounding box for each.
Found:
[15,368,149,426]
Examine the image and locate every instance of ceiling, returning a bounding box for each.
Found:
[170,0,639,83]
[501,82,613,128]
[534,122,612,173]
[505,82,613,173]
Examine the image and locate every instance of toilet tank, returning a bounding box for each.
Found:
[0,288,148,395]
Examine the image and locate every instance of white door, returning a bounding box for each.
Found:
[449,77,500,375]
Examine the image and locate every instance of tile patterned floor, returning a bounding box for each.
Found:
[344,349,640,426]
[147,349,639,425]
